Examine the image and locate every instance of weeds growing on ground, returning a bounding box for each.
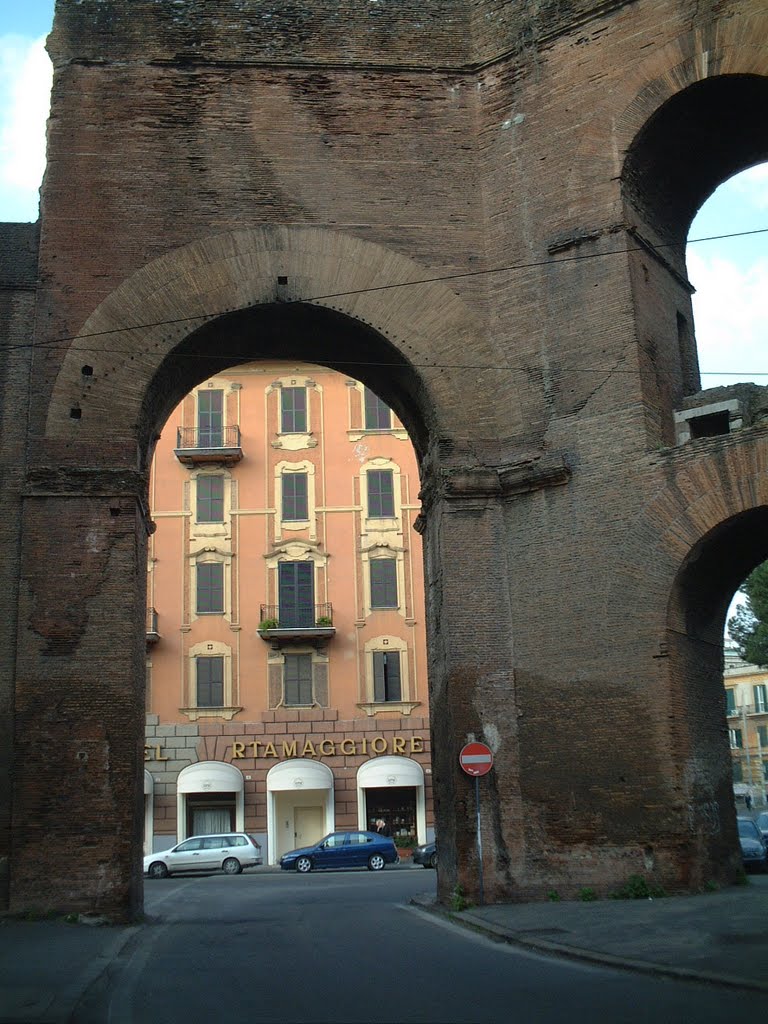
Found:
[610,874,667,900]
[577,887,597,902]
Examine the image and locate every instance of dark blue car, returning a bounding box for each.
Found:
[279,831,399,873]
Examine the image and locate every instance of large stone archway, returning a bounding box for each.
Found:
[4,0,768,918]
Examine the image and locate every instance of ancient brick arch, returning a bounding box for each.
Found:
[46,225,494,463]
[4,0,768,918]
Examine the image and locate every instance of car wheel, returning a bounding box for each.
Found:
[296,856,313,873]
[429,852,438,869]
[368,853,386,871]
[222,857,242,875]
[147,861,169,879]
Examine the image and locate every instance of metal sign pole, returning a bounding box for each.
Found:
[475,774,484,905]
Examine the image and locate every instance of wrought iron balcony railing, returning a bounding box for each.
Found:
[146,607,160,644]
[174,425,243,465]
[258,603,335,641]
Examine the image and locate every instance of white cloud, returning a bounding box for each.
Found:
[689,249,768,389]
[0,33,52,221]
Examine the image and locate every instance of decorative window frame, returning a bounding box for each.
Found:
[274,459,317,541]
[357,635,420,717]
[346,381,408,442]
[189,466,233,539]
[360,458,402,533]
[268,377,320,452]
[189,544,233,622]
[265,542,328,602]
[362,544,405,617]
[267,643,330,710]
[182,640,241,721]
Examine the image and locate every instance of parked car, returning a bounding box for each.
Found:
[413,841,437,869]
[144,833,263,878]
[756,811,768,845]
[737,817,768,872]
[279,831,398,873]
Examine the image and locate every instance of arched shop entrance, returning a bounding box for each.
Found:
[177,761,245,842]
[357,756,427,844]
[267,760,335,865]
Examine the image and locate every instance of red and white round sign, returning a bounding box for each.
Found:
[459,741,494,777]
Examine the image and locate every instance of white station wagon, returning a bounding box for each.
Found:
[144,833,263,878]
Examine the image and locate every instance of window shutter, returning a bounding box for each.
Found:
[283,472,308,521]
[281,387,307,433]
[278,562,314,627]
[197,563,224,613]
[725,688,736,714]
[198,389,223,447]
[367,470,395,518]
[386,651,402,701]
[370,559,397,608]
[373,652,386,702]
[196,656,224,707]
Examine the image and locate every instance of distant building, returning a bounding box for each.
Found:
[723,642,768,807]
[144,362,432,863]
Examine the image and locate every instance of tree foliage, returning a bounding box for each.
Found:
[728,561,768,667]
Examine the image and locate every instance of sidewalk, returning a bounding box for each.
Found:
[415,874,768,992]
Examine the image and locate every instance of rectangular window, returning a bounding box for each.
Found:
[732,759,743,783]
[282,472,309,521]
[758,725,768,747]
[367,470,395,518]
[284,654,313,706]
[196,476,224,523]
[725,688,736,715]
[198,389,224,447]
[373,651,402,702]
[729,728,743,749]
[370,559,398,609]
[196,656,224,707]
[764,761,768,781]
[278,561,314,628]
[364,388,392,430]
[197,563,224,614]
[754,684,767,713]
[281,387,307,433]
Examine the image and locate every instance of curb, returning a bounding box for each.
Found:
[410,898,768,995]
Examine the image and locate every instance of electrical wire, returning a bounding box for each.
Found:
[0,224,763,372]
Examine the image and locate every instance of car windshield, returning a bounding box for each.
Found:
[738,819,759,839]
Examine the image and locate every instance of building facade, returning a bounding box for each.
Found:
[724,644,768,808]
[144,362,432,864]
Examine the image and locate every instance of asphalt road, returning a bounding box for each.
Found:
[75,866,768,1023]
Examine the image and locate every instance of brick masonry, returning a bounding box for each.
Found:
[2,1,768,916]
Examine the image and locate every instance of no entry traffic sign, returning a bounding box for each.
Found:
[459,741,493,777]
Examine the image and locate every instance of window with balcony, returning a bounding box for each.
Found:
[198,389,224,447]
[196,656,224,707]
[364,388,391,430]
[284,653,313,706]
[281,387,307,433]
[370,558,398,609]
[197,563,224,615]
[279,561,314,628]
[367,470,395,518]
[373,650,401,702]
[197,475,224,523]
[282,472,309,522]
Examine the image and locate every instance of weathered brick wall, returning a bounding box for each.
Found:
[0,223,38,907]
[5,0,768,914]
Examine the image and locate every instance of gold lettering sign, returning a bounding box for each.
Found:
[144,745,168,762]
[229,736,425,760]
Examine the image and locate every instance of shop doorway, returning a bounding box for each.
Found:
[365,787,417,839]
